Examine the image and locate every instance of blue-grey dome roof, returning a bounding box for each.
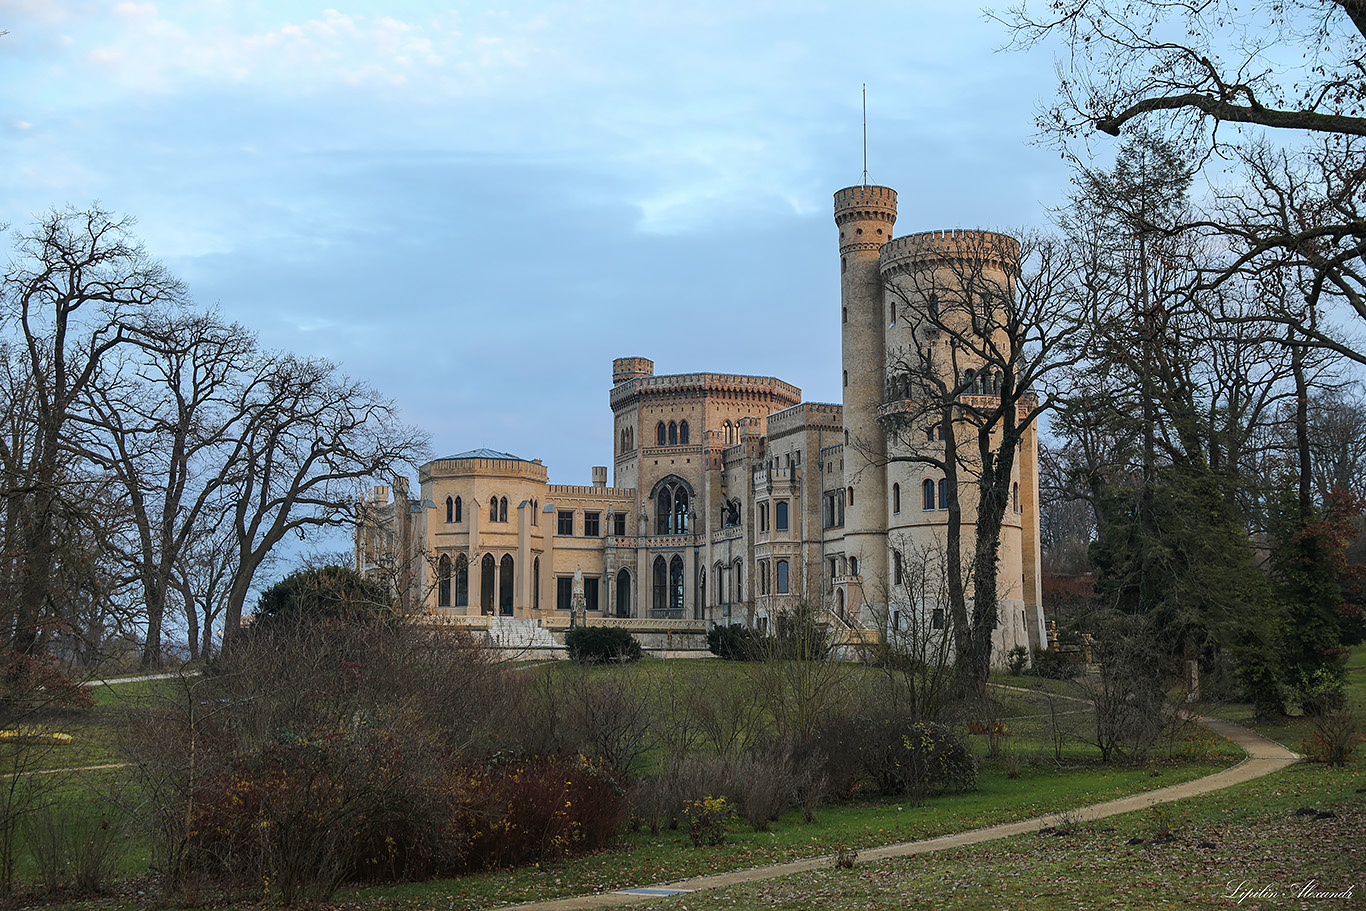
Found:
[437,448,527,462]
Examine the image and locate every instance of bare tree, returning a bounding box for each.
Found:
[219,355,429,648]
[873,228,1085,698]
[76,311,260,668]
[999,1,1366,364]
[0,207,187,657]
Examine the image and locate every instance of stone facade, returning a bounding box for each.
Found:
[356,183,1046,661]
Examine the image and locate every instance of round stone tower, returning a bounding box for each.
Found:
[613,357,654,386]
[834,184,896,599]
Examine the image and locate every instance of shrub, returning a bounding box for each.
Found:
[683,796,733,847]
[1030,647,1077,680]
[1005,646,1030,676]
[706,624,762,660]
[565,626,642,664]
[123,620,511,901]
[457,756,624,872]
[1292,666,1347,717]
[1300,706,1362,767]
[809,713,976,801]
[252,564,391,627]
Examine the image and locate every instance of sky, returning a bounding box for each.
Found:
[0,0,1076,489]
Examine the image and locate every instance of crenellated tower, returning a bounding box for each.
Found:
[834,184,896,599]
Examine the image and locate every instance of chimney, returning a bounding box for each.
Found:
[592,466,608,488]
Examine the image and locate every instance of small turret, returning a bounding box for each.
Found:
[613,357,654,386]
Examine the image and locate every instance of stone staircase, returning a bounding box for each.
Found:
[484,616,560,651]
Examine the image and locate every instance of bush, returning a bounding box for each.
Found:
[123,620,513,901]
[1301,706,1362,767]
[565,626,642,664]
[253,564,392,627]
[683,796,733,847]
[808,713,976,801]
[706,624,762,660]
[1030,647,1078,680]
[1005,646,1030,676]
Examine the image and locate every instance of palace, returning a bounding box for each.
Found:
[356,184,1046,659]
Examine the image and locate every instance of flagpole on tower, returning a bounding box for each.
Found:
[861,83,869,187]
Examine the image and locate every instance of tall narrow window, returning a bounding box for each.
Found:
[668,421,678,445]
[775,500,789,531]
[499,496,508,523]
[656,422,666,446]
[653,556,668,612]
[847,486,854,506]
[893,550,903,585]
[938,478,949,510]
[670,556,685,612]
[455,554,468,606]
[530,499,537,524]
[923,479,935,510]
[850,556,859,576]
[1013,482,1020,513]
[445,496,454,523]
[657,488,672,535]
[533,556,540,609]
[892,483,901,514]
[732,559,742,602]
[490,499,498,522]
[454,496,462,522]
[674,488,689,533]
[776,559,789,594]
[679,420,689,444]
[481,553,495,614]
[438,554,452,606]
[616,568,631,617]
[499,554,514,615]
[584,577,599,613]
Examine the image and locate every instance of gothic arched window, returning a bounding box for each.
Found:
[499,496,508,523]
[656,422,667,446]
[454,496,462,522]
[668,421,678,445]
[533,556,540,609]
[893,549,903,585]
[654,477,692,535]
[481,553,495,614]
[499,554,514,615]
[455,554,468,606]
[445,496,454,523]
[669,555,685,612]
[679,420,689,444]
[489,498,498,522]
[732,559,743,602]
[923,479,935,510]
[653,556,668,611]
[616,568,632,617]
[776,559,789,594]
[437,554,452,606]
[892,482,901,514]
[656,488,673,535]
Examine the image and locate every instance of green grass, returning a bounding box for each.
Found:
[622,759,1366,911]
[13,650,1360,909]
[1201,642,1366,752]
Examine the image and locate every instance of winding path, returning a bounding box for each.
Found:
[498,716,1299,911]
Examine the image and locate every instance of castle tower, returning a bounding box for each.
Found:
[834,185,896,602]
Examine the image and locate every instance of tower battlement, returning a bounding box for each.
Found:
[612,357,654,386]
[879,229,1020,274]
[834,185,897,255]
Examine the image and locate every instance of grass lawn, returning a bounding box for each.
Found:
[12,651,1362,910]
[622,759,1365,911]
